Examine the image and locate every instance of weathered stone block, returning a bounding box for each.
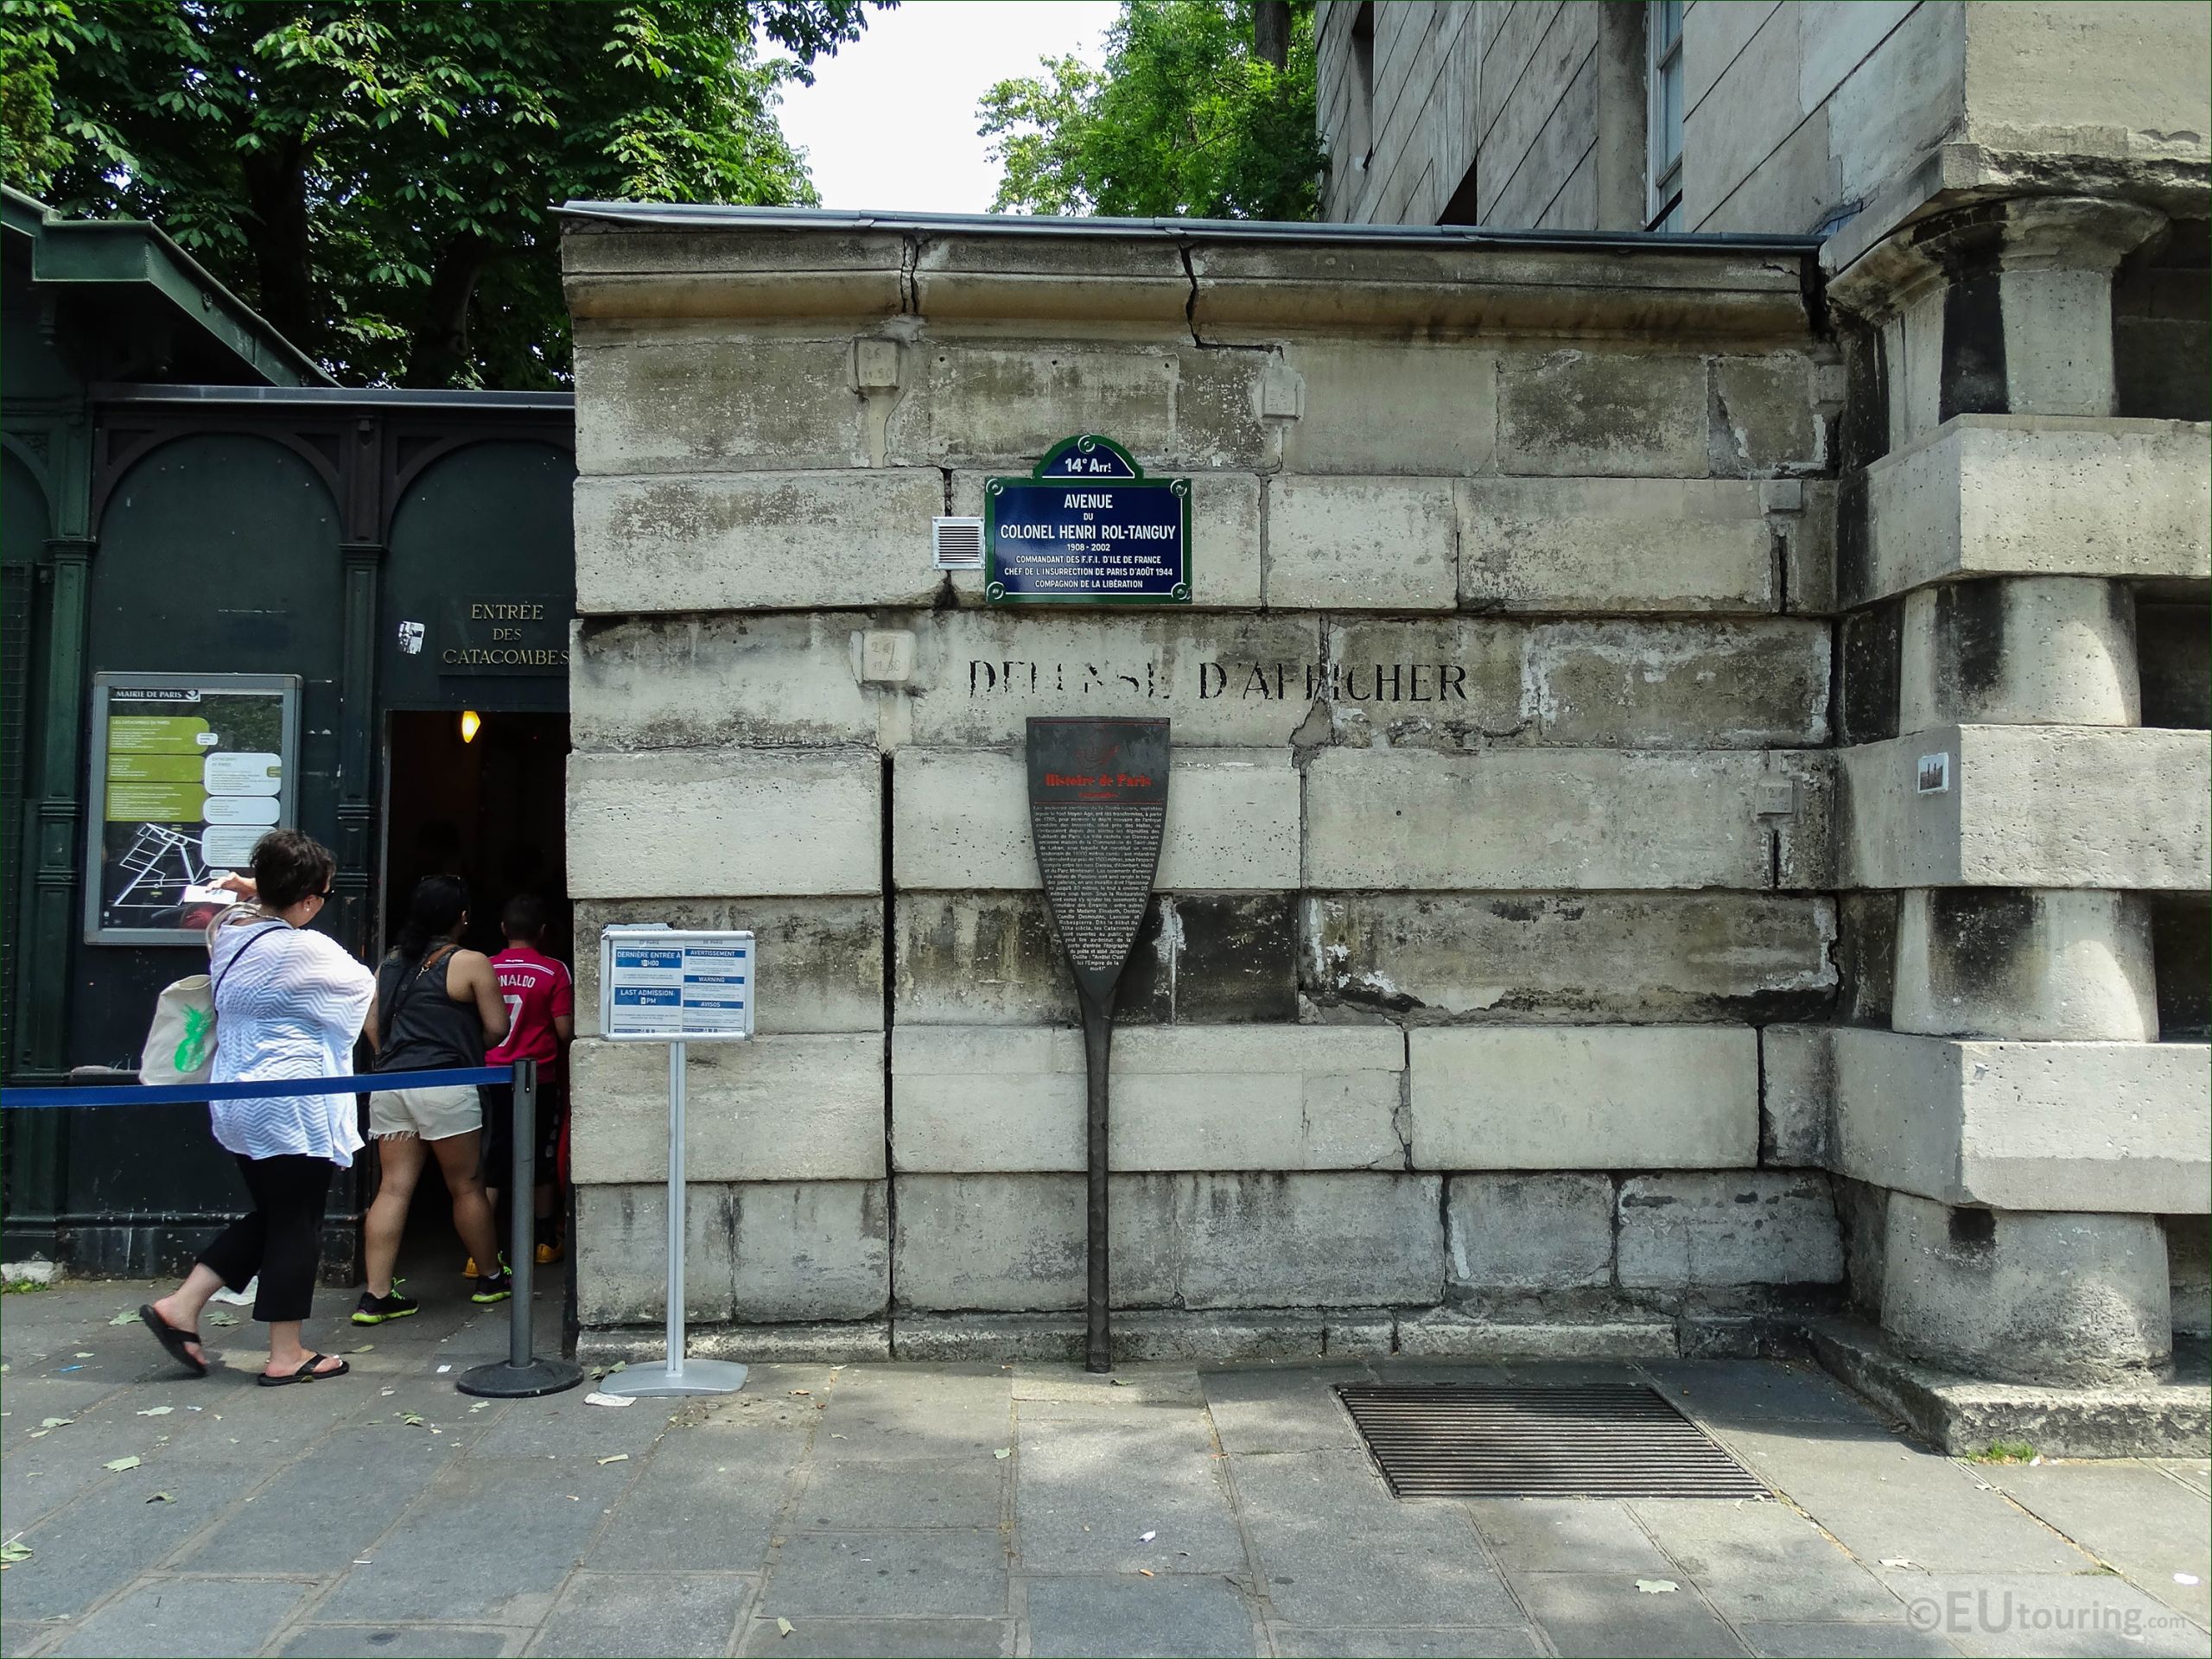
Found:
[1320,618,1527,747]
[1897,576,2139,731]
[1837,725,2211,891]
[1278,340,1497,474]
[896,892,1296,1027]
[569,747,879,898]
[1830,1029,2211,1213]
[571,613,877,751]
[1447,1173,1616,1291]
[1408,1026,1759,1169]
[573,898,882,1037]
[575,1181,736,1323]
[1708,354,1828,477]
[1396,1309,1678,1359]
[952,470,1262,609]
[573,332,868,474]
[1459,478,1776,613]
[906,612,1322,747]
[1891,888,2158,1042]
[889,1024,1405,1173]
[1302,747,1777,890]
[891,1172,1444,1310]
[1880,1194,2172,1385]
[893,747,1298,891]
[574,1180,887,1326]
[1497,351,1707,475]
[1759,1025,1834,1168]
[1616,1172,1843,1287]
[1849,416,2211,607]
[2168,1216,2211,1339]
[1264,476,1459,610]
[1301,892,1838,1025]
[574,468,945,613]
[570,1034,885,1184]
[887,343,1272,470]
[1522,620,1830,747]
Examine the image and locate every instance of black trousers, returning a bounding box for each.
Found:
[198,1153,336,1323]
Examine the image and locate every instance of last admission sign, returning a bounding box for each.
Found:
[985,435,1191,605]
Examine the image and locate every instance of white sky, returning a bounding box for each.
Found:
[775,1,1122,214]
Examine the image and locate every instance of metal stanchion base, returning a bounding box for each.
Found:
[455,1357,586,1399]
[596,1357,749,1398]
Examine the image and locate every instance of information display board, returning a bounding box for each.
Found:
[985,435,1191,605]
[599,926,755,1042]
[85,673,300,944]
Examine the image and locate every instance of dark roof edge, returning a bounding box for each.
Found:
[92,383,572,411]
[556,200,1823,258]
[4,185,336,388]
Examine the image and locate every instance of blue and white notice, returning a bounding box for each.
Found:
[599,926,755,1042]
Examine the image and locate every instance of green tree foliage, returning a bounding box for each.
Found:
[3,1,872,385]
[979,0,1323,222]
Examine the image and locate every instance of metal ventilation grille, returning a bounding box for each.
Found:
[932,516,984,569]
[1338,1383,1768,1499]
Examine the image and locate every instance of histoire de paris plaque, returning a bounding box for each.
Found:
[1026,715,1170,1372]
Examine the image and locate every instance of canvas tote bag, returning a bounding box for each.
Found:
[140,919,282,1086]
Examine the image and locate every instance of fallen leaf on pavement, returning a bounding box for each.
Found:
[1138,1569,1154,1578]
[73,1352,92,1358]
[597,1453,629,1465]
[775,1618,794,1637]
[109,1311,138,1325]
[399,1414,425,1427]
[137,1407,173,1417]
[1138,1530,1156,1542]
[0,1536,31,1567]
[104,1456,141,1471]
[207,1313,238,1326]
[38,1417,71,1429]
[1879,1558,1920,1569]
[1636,1580,1678,1594]
[789,1389,810,1396]
[146,1493,174,1504]
[350,1344,373,1354]
[993,1447,1011,1459]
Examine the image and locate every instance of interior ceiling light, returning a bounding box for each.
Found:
[460,709,482,744]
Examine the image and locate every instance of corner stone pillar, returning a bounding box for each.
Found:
[1828,194,2186,1385]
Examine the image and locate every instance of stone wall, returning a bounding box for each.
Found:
[559,217,1866,1361]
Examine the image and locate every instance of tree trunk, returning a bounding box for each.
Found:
[1255,1,1290,69]
[239,139,315,353]
[404,232,493,387]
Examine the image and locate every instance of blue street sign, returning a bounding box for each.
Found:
[985,435,1191,605]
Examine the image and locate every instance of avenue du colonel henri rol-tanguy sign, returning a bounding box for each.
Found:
[985,435,1191,606]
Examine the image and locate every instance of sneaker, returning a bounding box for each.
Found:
[534,1238,563,1266]
[470,1268,513,1306]
[353,1288,419,1325]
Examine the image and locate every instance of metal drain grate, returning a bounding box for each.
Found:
[1338,1383,1769,1499]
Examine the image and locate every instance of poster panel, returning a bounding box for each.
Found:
[84,673,301,944]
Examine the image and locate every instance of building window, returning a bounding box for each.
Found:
[1349,1,1376,166]
[1646,0,1684,231]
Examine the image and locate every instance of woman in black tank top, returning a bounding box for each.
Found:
[355,876,512,1323]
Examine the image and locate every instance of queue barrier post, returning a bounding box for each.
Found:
[1,1063,582,1400]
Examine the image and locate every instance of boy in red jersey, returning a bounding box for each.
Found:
[479,894,574,1266]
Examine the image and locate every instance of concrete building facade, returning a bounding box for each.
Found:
[559,3,2207,1446]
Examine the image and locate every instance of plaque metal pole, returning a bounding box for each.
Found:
[1080,988,1114,1374]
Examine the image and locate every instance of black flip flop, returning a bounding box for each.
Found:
[138,1304,208,1377]
[257,1354,348,1388]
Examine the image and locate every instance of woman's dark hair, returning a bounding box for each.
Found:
[396,874,468,963]
[250,830,335,912]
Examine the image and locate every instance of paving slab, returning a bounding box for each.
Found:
[1022,1573,1256,1658]
[1642,1360,1889,1427]
[585,1437,793,1572]
[1510,1570,1751,1657]
[43,1575,309,1658]
[1736,1621,1962,1656]
[763,1529,1008,1618]
[2149,1459,2209,1497]
[795,1459,1004,1529]
[1980,1459,2212,1627]
[811,1368,1012,1464]
[1015,1402,1246,1574]
[523,1570,754,1656]
[175,1424,461,1575]
[3,1462,266,1620]
[1629,1496,1908,1624]
[277,1624,525,1656]
[735,1615,1010,1656]
[1878,1572,2211,1658]
[1230,1450,1522,1629]
[1012,1368,1205,1408]
[1198,1370,1369,1456]
[1268,1628,1544,1656]
[0,1624,53,1659]
[1463,1498,1675,1574]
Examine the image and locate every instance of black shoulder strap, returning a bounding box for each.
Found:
[210,921,284,1001]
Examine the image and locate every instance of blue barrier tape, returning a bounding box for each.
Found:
[0,1065,514,1110]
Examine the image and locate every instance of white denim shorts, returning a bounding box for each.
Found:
[368,1084,482,1142]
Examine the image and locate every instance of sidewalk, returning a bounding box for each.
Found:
[2,1279,2206,1659]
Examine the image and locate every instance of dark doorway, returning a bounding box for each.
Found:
[381,710,571,961]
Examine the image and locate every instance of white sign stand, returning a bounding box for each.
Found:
[595,925,755,1398]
